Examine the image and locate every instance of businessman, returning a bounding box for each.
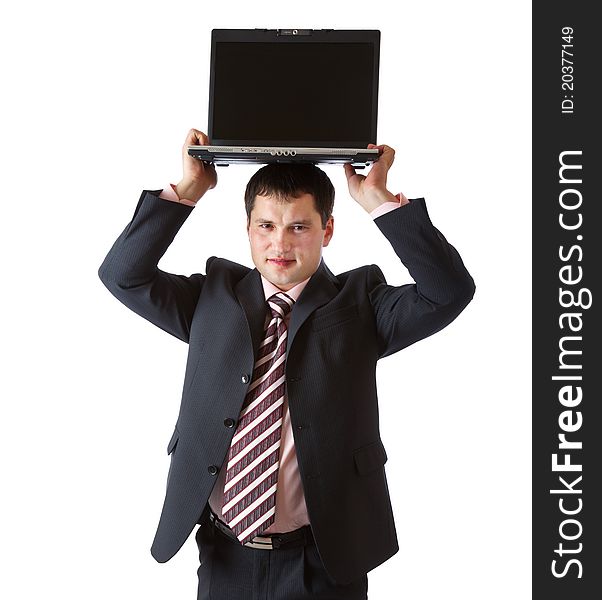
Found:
[98,129,475,599]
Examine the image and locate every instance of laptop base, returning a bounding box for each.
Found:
[188,146,380,167]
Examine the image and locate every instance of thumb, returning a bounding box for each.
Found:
[343,163,356,181]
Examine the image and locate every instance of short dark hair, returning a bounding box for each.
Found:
[244,163,335,229]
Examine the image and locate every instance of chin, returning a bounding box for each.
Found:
[271,273,296,289]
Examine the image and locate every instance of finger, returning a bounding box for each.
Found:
[374,145,395,167]
[206,163,218,188]
[196,130,211,145]
[370,144,394,152]
[373,144,394,155]
[343,163,356,181]
[186,128,210,146]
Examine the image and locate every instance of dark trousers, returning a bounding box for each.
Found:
[195,511,368,600]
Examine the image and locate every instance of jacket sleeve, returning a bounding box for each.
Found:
[97,190,205,344]
[368,197,476,358]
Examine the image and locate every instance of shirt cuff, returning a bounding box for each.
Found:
[369,192,408,219]
[158,183,198,207]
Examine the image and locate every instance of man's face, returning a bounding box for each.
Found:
[247,193,334,291]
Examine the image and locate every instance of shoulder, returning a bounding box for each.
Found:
[205,256,252,282]
[334,263,381,278]
[329,263,387,292]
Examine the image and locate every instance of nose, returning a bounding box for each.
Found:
[271,229,292,253]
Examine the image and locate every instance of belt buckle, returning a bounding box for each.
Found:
[244,535,274,550]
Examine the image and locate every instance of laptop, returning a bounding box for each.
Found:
[188,28,381,167]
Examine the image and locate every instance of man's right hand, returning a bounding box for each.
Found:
[175,129,218,202]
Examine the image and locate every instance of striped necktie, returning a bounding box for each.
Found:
[220,291,295,544]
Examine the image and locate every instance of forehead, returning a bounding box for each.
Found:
[251,193,320,220]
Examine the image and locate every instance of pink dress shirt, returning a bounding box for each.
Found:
[207,275,313,533]
[157,182,408,533]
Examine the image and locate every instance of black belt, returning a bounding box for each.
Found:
[208,509,313,550]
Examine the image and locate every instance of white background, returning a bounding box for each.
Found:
[1,1,531,598]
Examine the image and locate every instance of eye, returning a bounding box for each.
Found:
[293,225,306,232]
[259,223,273,229]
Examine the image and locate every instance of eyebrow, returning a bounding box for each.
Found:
[253,218,313,226]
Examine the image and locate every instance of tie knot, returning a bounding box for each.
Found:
[268,292,295,319]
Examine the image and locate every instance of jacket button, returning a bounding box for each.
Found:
[224,418,235,428]
[241,374,250,384]
[208,465,218,475]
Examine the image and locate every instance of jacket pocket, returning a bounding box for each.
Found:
[353,440,388,475]
[167,426,180,455]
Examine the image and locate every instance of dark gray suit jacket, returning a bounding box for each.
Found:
[98,189,475,585]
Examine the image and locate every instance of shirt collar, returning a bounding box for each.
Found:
[260,273,311,303]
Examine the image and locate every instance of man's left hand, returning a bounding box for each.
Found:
[344,144,407,212]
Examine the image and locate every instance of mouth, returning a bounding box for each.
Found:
[268,258,295,267]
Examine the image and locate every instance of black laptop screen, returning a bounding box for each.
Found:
[210,41,376,147]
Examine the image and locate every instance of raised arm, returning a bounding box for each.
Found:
[98,129,218,343]
[344,144,476,358]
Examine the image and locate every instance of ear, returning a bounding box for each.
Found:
[322,215,334,247]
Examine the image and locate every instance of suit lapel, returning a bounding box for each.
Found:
[235,258,340,359]
[235,267,268,360]
[286,259,339,355]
